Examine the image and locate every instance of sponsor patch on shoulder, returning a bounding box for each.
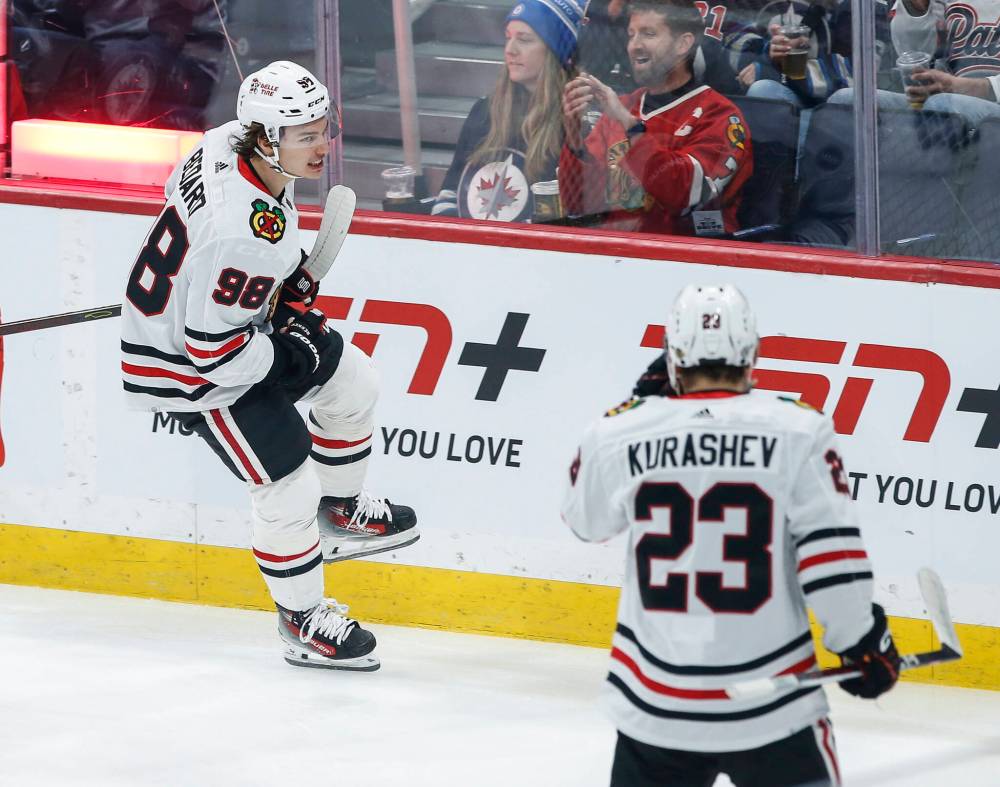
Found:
[778,395,823,414]
[605,397,645,418]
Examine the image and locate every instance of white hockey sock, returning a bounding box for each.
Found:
[252,534,324,611]
[308,412,372,497]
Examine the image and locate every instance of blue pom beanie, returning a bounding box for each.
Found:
[506,0,586,68]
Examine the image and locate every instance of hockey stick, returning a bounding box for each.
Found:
[726,568,963,700]
[0,305,122,337]
[301,184,356,281]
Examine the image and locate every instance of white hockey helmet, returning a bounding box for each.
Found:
[665,284,759,390]
[236,61,338,176]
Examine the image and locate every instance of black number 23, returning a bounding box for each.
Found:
[635,482,773,614]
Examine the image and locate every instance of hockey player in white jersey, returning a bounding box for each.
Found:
[120,61,419,671]
[561,285,901,786]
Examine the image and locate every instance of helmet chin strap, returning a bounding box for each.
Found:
[254,144,304,181]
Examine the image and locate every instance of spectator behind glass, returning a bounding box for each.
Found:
[740,0,892,109]
[559,0,753,237]
[829,0,1000,127]
[432,0,585,222]
[577,0,764,96]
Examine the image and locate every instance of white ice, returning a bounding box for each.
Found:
[1,585,998,787]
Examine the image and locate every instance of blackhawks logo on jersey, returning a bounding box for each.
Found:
[249,199,286,244]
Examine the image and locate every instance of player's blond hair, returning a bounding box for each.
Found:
[470,46,570,184]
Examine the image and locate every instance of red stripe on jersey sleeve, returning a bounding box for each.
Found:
[185,332,248,359]
[798,550,868,572]
[778,654,818,675]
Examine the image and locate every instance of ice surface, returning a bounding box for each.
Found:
[1,585,998,786]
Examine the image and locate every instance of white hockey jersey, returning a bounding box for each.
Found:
[120,120,301,412]
[561,390,876,752]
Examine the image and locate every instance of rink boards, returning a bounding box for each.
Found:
[1,197,999,691]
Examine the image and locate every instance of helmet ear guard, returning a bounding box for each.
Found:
[664,284,759,392]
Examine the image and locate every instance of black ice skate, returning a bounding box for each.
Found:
[277,599,380,671]
[317,490,419,563]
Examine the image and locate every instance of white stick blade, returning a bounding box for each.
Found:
[917,567,962,656]
[302,185,357,281]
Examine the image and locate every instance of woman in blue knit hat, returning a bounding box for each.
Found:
[432,0,586,222]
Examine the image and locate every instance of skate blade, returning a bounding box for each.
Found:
[321,531,420,564]
[283,647,381,672]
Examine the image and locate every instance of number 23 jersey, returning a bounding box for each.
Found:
[120,120,301,412]
[560,390,876,752]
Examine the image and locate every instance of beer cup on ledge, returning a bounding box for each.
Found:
[897,51,932,109]
[531,180,562,223]
[778,24,810,80]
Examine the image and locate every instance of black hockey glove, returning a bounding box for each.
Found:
[280,252,320,307]
[633,354,676,397]
[264,324,323,388]
[837,604,901,699]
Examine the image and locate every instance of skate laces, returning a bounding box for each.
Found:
[301,599,356,646]
[350,490,392,527]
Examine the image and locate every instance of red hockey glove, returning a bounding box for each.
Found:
[837,604,901,699]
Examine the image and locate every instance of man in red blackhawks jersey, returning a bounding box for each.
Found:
[120,61,419,671]
[561,285,901,786]
[559,0,753,237]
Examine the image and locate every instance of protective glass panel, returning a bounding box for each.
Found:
[340,0,862,252]
[3,0,328,204]
[876,0,1000,263]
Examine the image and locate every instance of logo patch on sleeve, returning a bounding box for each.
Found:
[778,395,823,414]
[249,199,286,244]
[726,115,747,150]
[605,397,645,418]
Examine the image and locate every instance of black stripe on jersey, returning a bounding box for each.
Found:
[185,323,251,342]
[802,572,873,595]
[123,381,217,401]
[190,338,252,373]
[121,340,191,367]
[795,528,862,549]
[607,672,821,722]
[257,553,322,579]
[310,447,372,466]
[616,624,812,676]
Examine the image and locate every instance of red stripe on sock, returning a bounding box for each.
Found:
[254,540,320,563]
[310,433,372,449]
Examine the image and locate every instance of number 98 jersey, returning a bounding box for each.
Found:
[560,389,876,752]
[120,120,301,412]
